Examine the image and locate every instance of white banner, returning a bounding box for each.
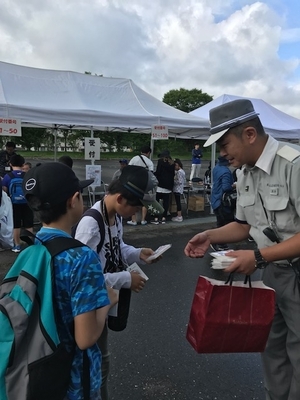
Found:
[151,125,169,140]
[84,137,100,160]
[0,118,22,137]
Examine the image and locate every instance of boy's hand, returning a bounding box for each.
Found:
[130,271,146,293]
[140,248,161,263]
[107,286,119,307]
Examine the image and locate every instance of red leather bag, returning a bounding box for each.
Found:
[186,275,275,353]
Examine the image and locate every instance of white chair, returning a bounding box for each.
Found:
[88,181,107,206]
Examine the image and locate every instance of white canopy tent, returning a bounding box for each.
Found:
[190,93,300,140]
[0,61,209,138]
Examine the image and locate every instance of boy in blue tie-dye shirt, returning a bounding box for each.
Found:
[23,162,118,400]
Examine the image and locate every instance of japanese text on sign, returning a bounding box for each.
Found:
[151,125,169,140]
[0,118,22,137]
[84,137,100,160]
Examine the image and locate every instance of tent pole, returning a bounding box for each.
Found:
[90,126,96,204]
[54,125,58,161]
[210,142,216,214]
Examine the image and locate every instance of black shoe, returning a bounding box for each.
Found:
[218,245,230,251]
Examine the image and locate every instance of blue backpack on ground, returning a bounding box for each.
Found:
[0,234,89,400]
[8,171,27,204]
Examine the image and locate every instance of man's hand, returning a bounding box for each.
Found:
[184,232,210,258]
[223,250,256,275]
[130,271,146,293]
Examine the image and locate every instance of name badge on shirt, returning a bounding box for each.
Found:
[270,188,279,196]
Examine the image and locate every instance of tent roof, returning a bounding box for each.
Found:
[0,61,209,137]
[190,94,300,139]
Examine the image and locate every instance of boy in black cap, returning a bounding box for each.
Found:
[75,165,163,400]
[185,98,300,400]
[23,162,118,400]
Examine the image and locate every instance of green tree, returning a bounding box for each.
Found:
[14,127,48,151]
[162,88,213,113]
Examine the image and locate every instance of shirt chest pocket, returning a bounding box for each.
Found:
[264,196,290,231]
[264,196,288,212]
[238,194,257,225]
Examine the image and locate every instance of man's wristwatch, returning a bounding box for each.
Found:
[254,249,268,269]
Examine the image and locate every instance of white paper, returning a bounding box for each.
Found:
[146,244,172,261]
[127,262,149,281]
[211,255,236,270]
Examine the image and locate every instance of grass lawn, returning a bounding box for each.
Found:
[18,150,211,161]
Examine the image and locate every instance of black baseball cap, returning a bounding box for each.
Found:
[119,165,164,215]
[23,162,94,210]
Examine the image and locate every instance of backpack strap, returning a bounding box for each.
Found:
[79,208,106,254]
[8,171,25,179]
[139,155,149,170]
[43,237,83,257]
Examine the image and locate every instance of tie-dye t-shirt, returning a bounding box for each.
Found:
[36,227,109,400]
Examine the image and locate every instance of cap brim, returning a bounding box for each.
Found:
[203,129,228,147]
[79,179,94,189]
[141,199,164,216]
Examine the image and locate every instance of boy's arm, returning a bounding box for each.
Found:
[74,286,118,349]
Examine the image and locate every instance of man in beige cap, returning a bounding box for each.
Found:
[184,98,300,400]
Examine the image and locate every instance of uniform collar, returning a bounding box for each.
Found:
[245,135,278,175]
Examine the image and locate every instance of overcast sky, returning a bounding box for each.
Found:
[1,0,300,117]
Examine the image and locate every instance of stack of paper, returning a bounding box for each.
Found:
[210,251,235,270]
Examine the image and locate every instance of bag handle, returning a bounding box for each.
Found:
[225,273,252,288]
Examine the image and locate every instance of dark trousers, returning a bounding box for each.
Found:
[214,205,235,228]
[173,192,182,212]
[214,205,235,246]
[156,192,170,218]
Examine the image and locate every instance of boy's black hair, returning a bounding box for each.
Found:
[26,195,69,225]
[10,154,25,167]
[58,155,73,169]
[5,141,16,148]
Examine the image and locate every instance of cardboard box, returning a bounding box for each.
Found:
[169,194,178,213]
[188,195,205,212]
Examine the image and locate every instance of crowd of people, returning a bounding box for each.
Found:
[1,95,299,400]
[0,142,34,252]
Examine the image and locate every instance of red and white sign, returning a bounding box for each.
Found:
[151,125,169,140]
[0,118,22,137]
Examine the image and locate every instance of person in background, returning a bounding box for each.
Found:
[210,155,235,251]
[171,158,185,222]
[0,141,17,178]
[189,143,202,182]
[184,98,300,400]
[152,149,175,224]
[2,154,34,252]
[22,161,32,172]
[127,145,154,226]
[58,155,73,169]
[23,162,118,400]
[112,159,128,181]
